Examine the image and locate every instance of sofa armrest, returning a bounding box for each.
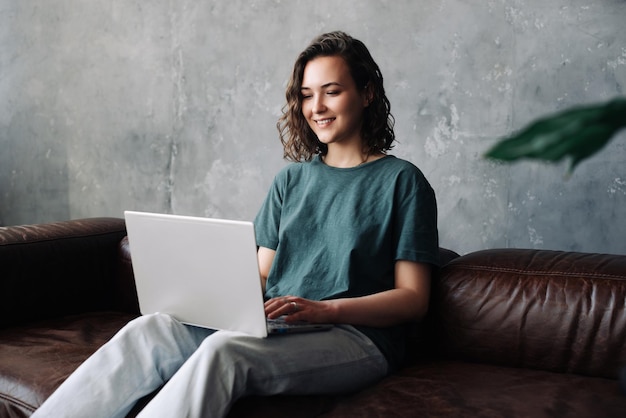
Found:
[433,249,626,379]
[0,218,138,328]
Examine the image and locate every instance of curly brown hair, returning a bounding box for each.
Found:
[277,31,395,162]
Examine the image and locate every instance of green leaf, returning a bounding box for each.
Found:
[485,97,626,173]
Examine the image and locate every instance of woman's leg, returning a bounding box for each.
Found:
[136,325,388,418]
[32,313,213,418]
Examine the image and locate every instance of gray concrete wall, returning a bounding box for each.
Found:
[1,0,625,255]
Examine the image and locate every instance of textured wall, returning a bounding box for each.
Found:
[1,0,625,255]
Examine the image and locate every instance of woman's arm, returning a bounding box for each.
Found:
[257,246,276,294]
[264,259,432,328]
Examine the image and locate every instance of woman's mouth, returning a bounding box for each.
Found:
[315,118,335,127]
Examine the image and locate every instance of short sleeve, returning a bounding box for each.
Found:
[393,168,440,266]
[254,171,285,250]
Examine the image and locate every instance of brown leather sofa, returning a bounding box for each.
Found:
[1,218,625,417]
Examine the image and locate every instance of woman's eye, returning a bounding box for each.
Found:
[327,91,339,96]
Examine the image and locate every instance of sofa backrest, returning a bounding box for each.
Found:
[0,218,136,328]
[430,248,626,379]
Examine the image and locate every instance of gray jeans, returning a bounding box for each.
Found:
[33,313,388,418]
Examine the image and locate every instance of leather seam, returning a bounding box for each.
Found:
[0,392,37,413]
[445,264,626,281]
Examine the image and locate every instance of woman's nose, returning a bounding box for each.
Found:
[312,95,326,113]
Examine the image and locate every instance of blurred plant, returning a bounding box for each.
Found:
[485,97,626,175]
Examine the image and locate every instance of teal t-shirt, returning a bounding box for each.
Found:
[254,155,439,368]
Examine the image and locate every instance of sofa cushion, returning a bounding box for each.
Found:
[323,361,626,417]
[0,312,137,417]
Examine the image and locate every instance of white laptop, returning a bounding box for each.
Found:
[124,211,332,338]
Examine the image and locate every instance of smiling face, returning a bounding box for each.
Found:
[300,55,371,151]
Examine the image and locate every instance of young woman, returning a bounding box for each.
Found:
[33,31,439,418]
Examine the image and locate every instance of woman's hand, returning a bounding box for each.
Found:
[264,296,337,324]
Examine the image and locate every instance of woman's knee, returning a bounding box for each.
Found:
[195,331,256,364]
[125,313,177,332]
[198,330,241,351]
[113,313,186,346]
